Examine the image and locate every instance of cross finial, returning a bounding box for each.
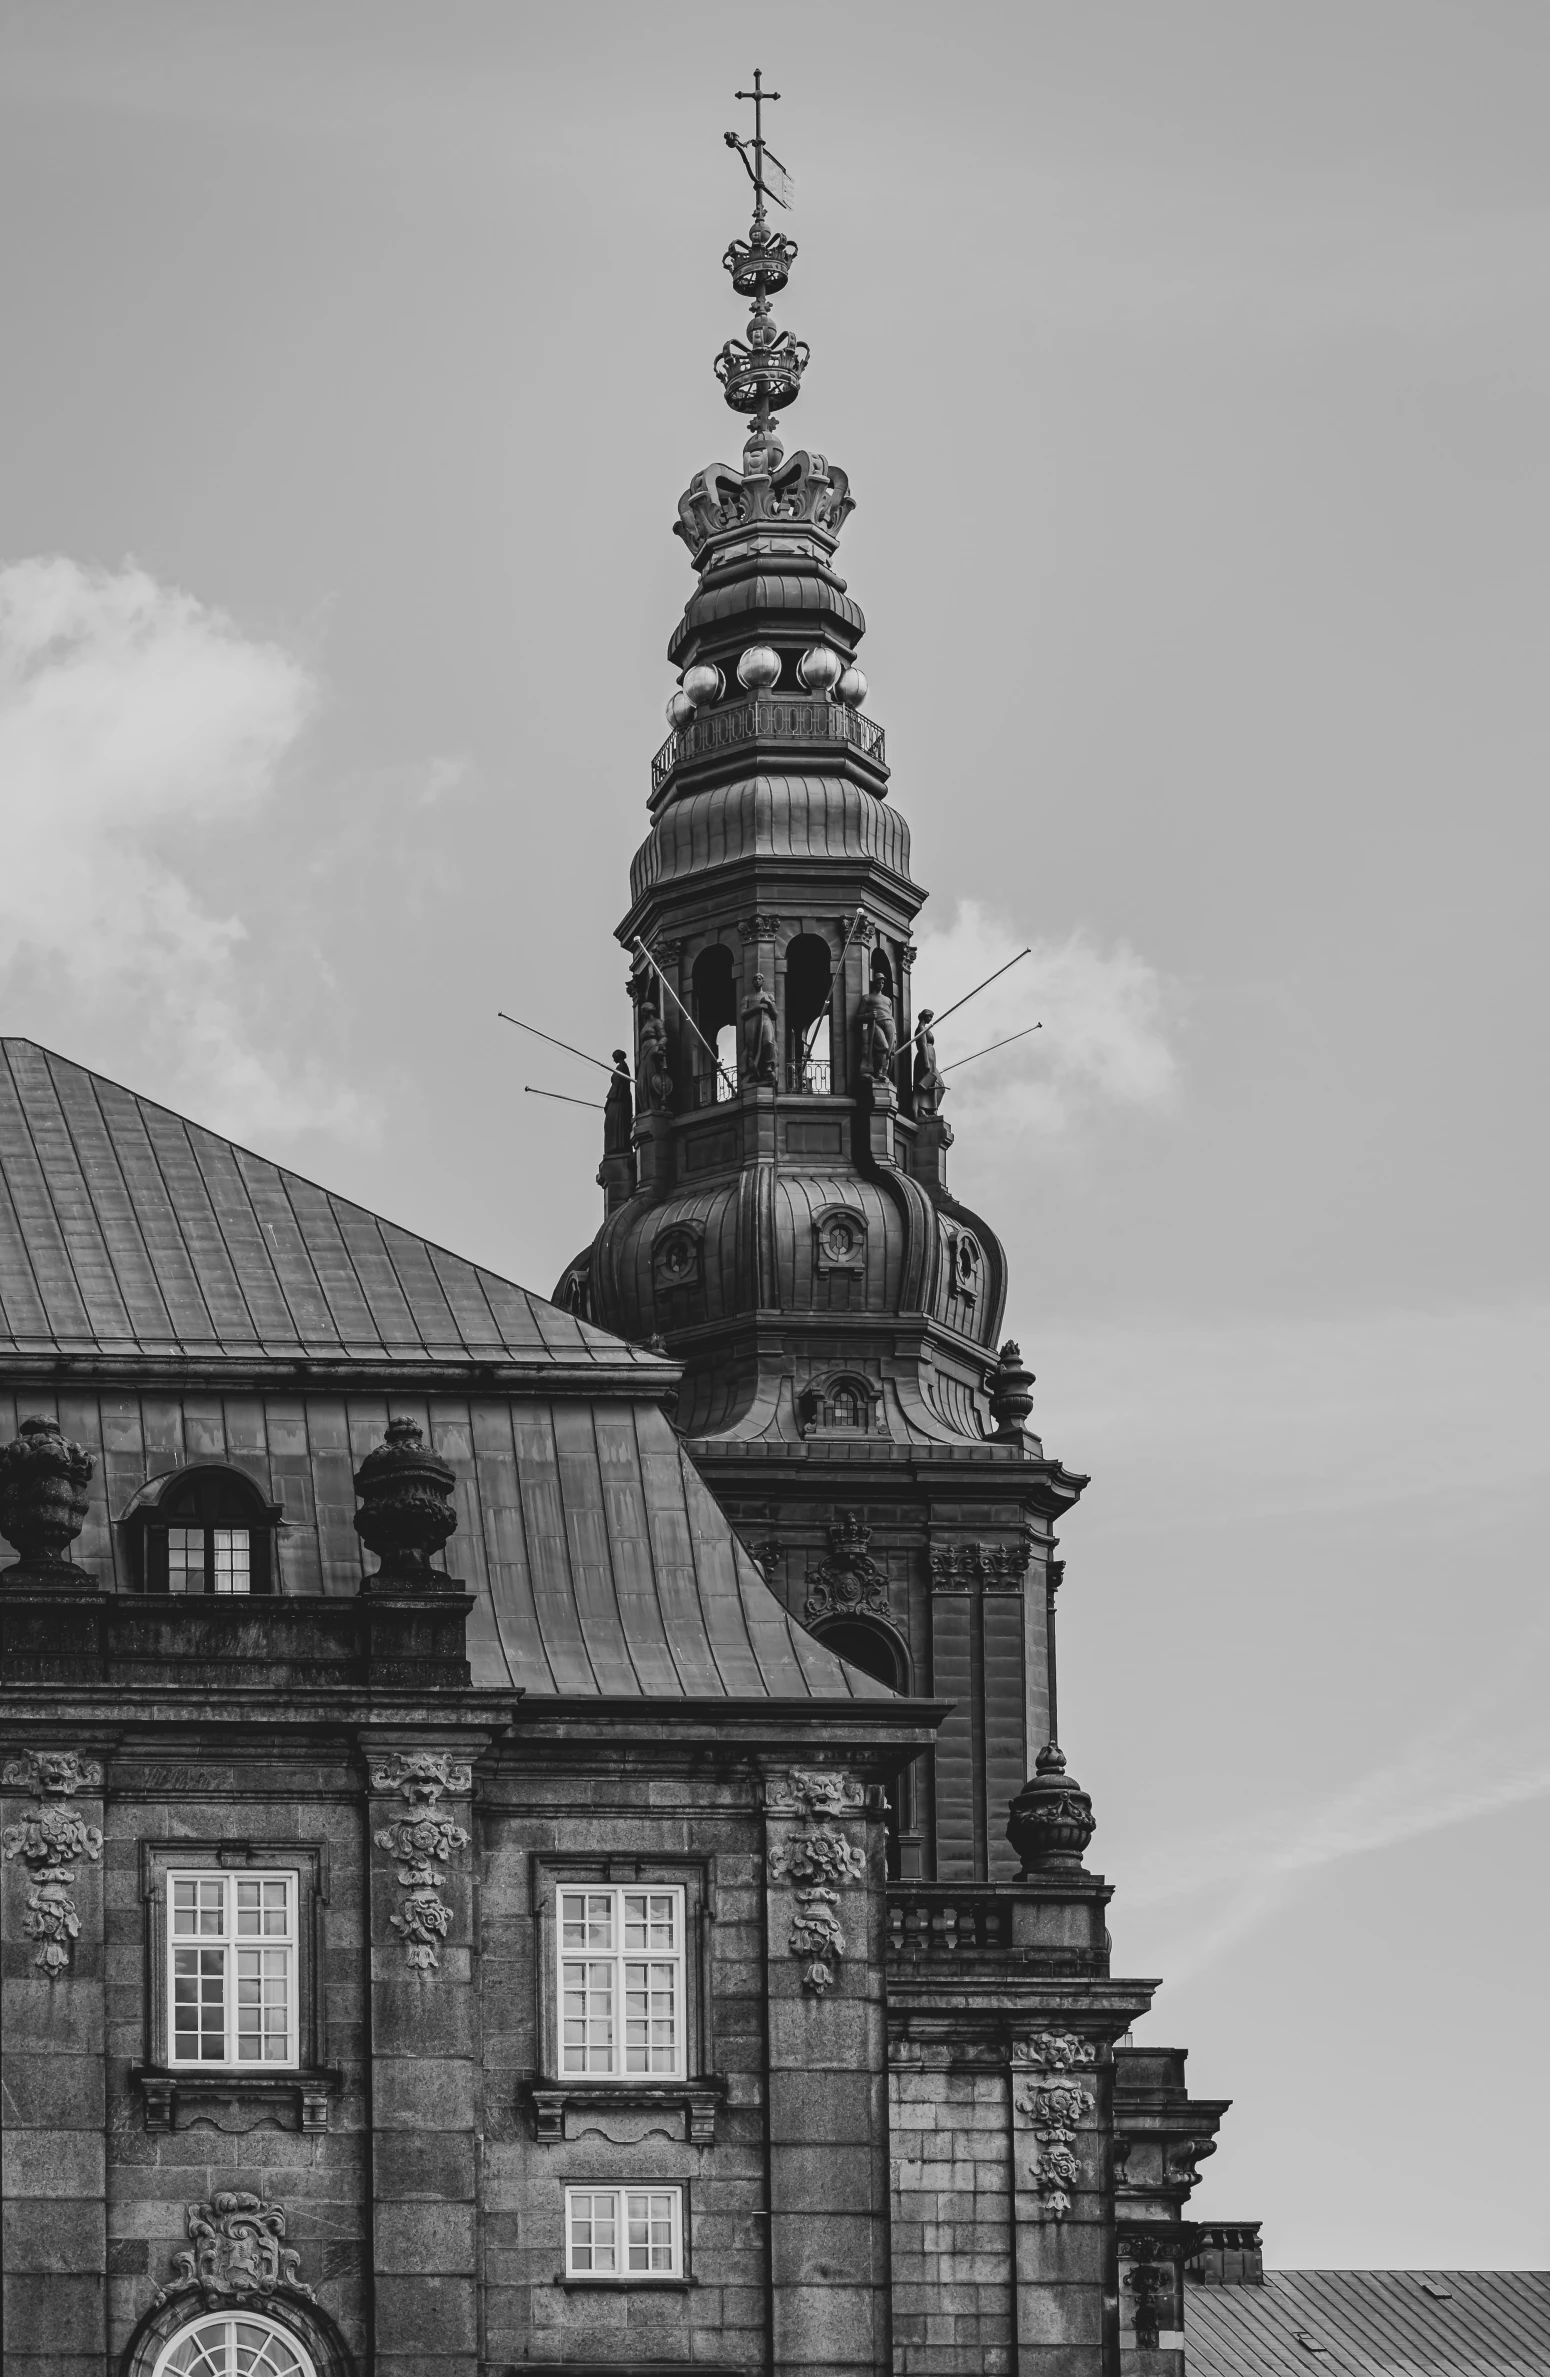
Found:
[731,67,781,224]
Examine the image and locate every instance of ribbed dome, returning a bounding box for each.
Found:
[630,771,914,903]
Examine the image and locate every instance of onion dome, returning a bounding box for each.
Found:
[1006,1743,1097,1875]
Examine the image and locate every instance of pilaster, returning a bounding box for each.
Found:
[364,1735,484,2377]
[0,1742,110,2377]
[763,1765,891,2377]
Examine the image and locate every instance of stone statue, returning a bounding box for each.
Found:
[636,1009,672,1116]
[913,1009,946,1114]
[858,990,897,1086]
[603,1051,633,1154]
[740,973,778,1084]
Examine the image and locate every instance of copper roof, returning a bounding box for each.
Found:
[0,1040,658,1368]
[1186,2271,1550,2375]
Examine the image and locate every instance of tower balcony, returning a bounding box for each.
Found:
[651,694,886,802]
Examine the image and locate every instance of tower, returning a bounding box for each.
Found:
[560,90,1085,1887]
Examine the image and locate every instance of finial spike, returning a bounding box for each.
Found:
[717,73,807,465]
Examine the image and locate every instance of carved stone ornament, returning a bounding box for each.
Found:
[1017,2083,1095,2222]
[788,1885,846,1994]
[802,1513,891,1628]
[2,1749,102,1796]
[737,912,781,942]
[1006,1742,1097,1874]
[2,1752,103,1978]
[988,1339,1037,1441]
[1012,2032,1099,2072]
[767,1827,867,1888]
[928,1541,1030,1593]
[370,1752,472,1973]
[0,1415,96,1588]
[154,2192,315,2309]
[352,1418,458,1590]
[813,1208,867,1276]
[767,1767,865,1818]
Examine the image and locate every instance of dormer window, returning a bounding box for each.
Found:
[127,1467,281,1595]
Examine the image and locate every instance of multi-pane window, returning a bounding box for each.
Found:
[168,1872,296,2067]
[141,1467,272,1594]
[155,2314,314,2377]
[559,1886,684,2078]
[565,2185,683,2279]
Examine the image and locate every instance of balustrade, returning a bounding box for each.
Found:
[652,697,886,796]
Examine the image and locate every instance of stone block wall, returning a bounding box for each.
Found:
[889,2062,1014,2376]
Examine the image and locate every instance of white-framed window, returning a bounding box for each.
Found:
[154,2310,315,2375]
[168,1871,298,2068]
[565,2184,683,2280]
[558,1885,685,2079]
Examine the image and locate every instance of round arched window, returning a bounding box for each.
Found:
[154,2313,315,2377]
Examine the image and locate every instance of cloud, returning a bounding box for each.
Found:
[912,898,1178,1136]
[0,555,372,1140]
[1125,1704,1550,1985]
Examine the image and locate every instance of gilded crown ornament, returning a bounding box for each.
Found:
[716,69,808,474]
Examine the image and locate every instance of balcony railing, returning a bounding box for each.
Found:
[886,1889,1013,1961]
[786,1059,831,1095]
[652,697,886,797]
[692,1071,736,1108]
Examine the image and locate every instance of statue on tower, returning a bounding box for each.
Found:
[603,1051,634,1154]
[858,961,898,1088]
[740,973,778,1084]
[636,1009,672,1116]
[913,1009,947,1114]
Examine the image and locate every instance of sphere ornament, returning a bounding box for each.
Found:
[666,690,696,732]
[836,666,869,709]
[353,1417,459,1593]
[0,1415,97,1590]
[797,645,843,695]
[736,645,782,693]
[681,662,725,708]
[1006,1743,1096,1875]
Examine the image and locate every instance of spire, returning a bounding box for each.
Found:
[718,69,809,474]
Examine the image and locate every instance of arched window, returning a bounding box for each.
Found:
[692,943,737,1104]
[810,1617,908,1879]
[154,2313,315,2377]
[829,1384,862,1429]
[130,1467,280,1595]
[784,933,833,1091]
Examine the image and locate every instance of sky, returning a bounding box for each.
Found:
[0,0,1545,2269]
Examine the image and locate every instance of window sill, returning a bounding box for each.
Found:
[555,2276,696,2292]
[527,2077,725,2146]
[134,2064,342,2134]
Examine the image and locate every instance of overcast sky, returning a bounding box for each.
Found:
[0,1,1545,2270]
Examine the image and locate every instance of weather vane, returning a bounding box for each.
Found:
[717,68,807,474]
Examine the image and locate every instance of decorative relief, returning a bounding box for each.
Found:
[928,1542,1030,1592]
[1016,2083,1095,2222]
[154,2191,314,2308]
[1012,2032,1098,2071]
[370,1752,472,1973]
[788,1887,846,1995]
[767,1767,865,1818]
[1,1750,103,1977]
[2,1749,102,1797]
[802,1514,891,1628]
[651,1224,704,1293]
[813,1208,867,1276]
[736,912,781,941]
[768,1828,867,1888]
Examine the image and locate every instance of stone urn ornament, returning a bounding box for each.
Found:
[1006,1743,1096,1875]
[988,1340,1036,1441]
[352,1418,459,1593]
[0,1416,97,1590]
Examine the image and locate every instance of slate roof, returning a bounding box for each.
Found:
[1186,2271,1550,2375]
[0,1041,893,1702]
[0,1040,655,1368]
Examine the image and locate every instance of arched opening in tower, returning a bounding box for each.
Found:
[784,934,833,1093]
[813,1616,907,1876]
[692,944,737,1104]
